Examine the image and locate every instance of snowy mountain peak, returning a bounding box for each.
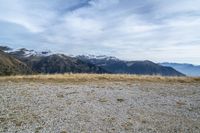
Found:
[78,54,120,61]
[8,48,53,58]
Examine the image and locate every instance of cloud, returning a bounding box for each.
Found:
[0,0,200,64]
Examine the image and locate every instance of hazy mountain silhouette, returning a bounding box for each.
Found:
[160,63,200,77]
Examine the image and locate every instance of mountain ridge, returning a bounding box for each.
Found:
[77,55,185,76]
[0,45,185,76]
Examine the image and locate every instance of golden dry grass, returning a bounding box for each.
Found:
[0,73,200,83]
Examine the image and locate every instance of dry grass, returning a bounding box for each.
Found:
[0,73,200,83]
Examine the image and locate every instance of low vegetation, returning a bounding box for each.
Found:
[0,74,200,83]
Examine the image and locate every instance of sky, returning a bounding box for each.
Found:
[0,0,200,64]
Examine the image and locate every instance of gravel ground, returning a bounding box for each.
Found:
[0,81,200,133]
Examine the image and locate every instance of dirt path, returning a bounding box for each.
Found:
[0,81,200,133]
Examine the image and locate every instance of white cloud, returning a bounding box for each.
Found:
[0,0,200,64]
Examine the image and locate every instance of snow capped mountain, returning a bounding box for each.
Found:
[0,45,188,76]
[77,54,120,61]
[77,55,185,76]
[9,48,53,58]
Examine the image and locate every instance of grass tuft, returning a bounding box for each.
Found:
[0,74,199,83]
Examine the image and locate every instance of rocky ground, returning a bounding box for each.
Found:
[0,80,200,133]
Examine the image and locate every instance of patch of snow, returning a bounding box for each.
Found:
[80,54,119,61]
[11,48,53,57]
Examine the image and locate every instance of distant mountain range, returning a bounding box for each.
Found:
[160,63,200,77]
[77,55,184,76]
[0,46,185,76]
[7,47,107,74]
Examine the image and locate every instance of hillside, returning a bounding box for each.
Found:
[8,48,107,74]
[0,50,32,76]
[0,46,185,76]
[77,55,185,76]
[26,54,107,74]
